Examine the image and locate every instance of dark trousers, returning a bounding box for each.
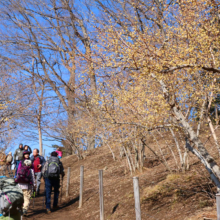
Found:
[7,164,13,177]
[45,178,60,209]
[5,164,12,176]
[6,164,11,172]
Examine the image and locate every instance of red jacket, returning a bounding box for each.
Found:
[33,156,41,173]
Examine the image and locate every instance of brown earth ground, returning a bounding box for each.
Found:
[23,130,220,220]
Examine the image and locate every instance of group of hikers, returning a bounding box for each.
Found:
[0,144,64,219]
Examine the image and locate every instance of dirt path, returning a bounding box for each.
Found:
[23,181,79,220]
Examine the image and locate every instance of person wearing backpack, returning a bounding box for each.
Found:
[5,152,13,177]
[42,151,65,214]
[15,159,36,216]
[13,144,24,176]
[17,151,33,171]
[30,149,46,196]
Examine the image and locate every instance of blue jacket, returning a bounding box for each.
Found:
[30,155,46,169]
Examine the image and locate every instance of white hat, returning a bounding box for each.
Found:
[24,160,32,166]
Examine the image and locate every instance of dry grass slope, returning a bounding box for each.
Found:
[27,129,220,220]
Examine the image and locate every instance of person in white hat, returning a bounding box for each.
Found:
[5,152,13,177]
[16,159,36,216]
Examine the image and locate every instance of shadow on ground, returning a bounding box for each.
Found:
[26,195,79,218]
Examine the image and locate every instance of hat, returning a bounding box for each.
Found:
[8,152,12,155]
[51,151,58,157]
[23,150,31,156]
[24,160,32,166]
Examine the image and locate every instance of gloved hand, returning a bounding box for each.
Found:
[31,190,36,198]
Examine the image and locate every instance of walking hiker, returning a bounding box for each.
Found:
[24,145,32,154]
[42,151,65,214]
[5,152,13,177]
[30,149,46,196]
[15,159,36,216]
[55,148,62,159]
[17,151,33,171]
[13,143,24,177]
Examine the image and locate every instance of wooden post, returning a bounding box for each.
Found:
[99,170,104,220]
[217,193,220,220]
[133,177,141,220]
[79,166,84,208]
[66,167,71,197]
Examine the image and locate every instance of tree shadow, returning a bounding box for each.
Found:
[59,196,79,209]
[26,208,46,218]
[27,195,79,217]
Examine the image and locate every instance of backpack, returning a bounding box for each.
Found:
[0,153,6,166]
[6,155,12,163]
[15,163,33,185]
[0,177,23,217]
[47,157,60,179]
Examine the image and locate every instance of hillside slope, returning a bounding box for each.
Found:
[25,144,218,220]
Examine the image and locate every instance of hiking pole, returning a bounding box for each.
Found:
[59,176,63,204]
[43,188,46,209]
[33,191,35,208]
[43,191,44,209]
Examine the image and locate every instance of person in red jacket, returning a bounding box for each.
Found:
[30,149,46,196]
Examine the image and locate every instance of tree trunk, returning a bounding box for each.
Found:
[207,116,220,155]
[151,133,171,172]
[123,146,133,174]
[152,73,220,188]
[197,98,206,136]
[127,146,135,172]
[134,140,139,170]
[169,128,183,170]
[183,149,189,171]
[38,117,43,156]
[173,105,220,185]
[87,135,96,150]
[32,77,44,156]
[141,137,169,170]
[139,140,145,172]
[157,130,179,170]
[215,104,219,125]
[186,138,220,189]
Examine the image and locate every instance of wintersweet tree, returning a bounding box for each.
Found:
[93,0,220,187]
